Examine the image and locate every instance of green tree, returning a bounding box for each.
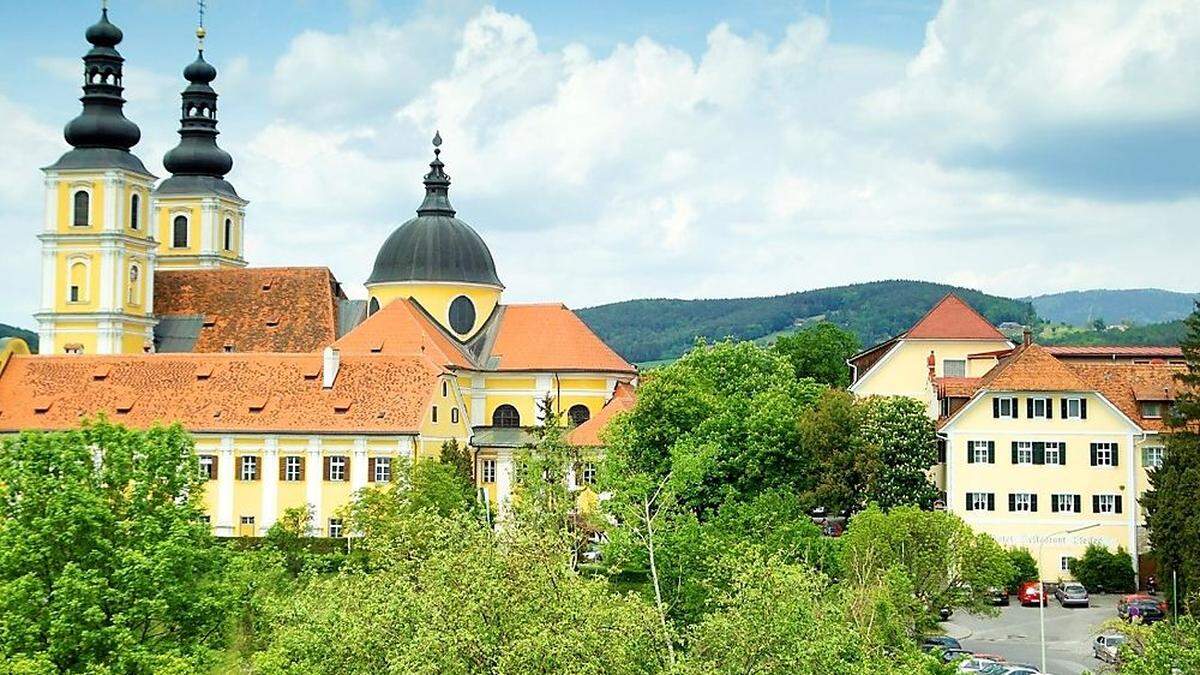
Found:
[840,505,1013,624]
[771,322,861,388]
[440,438,474,485]
[796,389,877,514]
[0,420,232,672]
[1068,544,1135,593]
[1006,547,1039,591]
[264,505,316,576]
[1143,302,1200,614]
[856,396,941,509]
[1114,616,1200,674]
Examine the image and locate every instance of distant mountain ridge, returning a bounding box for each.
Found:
[577,280,1035,364]
[1028,289,1199,326]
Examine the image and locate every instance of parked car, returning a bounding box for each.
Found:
[1054,582,1090,607]
[1117,594,1167,624]
[957,657,1003,672]
[939,648,975,664]
[988,587,1010,606]
[921,635,962,653]
[1017,580,1047,607]
[979,664,1040,675]
[1093,633,1126,663]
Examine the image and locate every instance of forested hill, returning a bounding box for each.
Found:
[1028,289,1199,326]
[0,324,37,352]
[577,280,1035,364]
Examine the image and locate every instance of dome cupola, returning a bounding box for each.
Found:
[368,133,502,288]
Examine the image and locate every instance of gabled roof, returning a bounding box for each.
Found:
[0,352,439,434]
[1067,362,1186,432]
[568,381,637,447]
[491,304,635,373]
[906,294,1008,340]
[979,343,1091,392]
[332,297,473,369]
[934,376,983,398]
[154,267,343,353]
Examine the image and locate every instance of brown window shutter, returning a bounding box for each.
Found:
[323,456,331,481]
[298,456,306,480]
[235,456,243,480]
[279,456,286,480]
[344,455,351,481]
[368,457,376,482]
[212,454,219,480]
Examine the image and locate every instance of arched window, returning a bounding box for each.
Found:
[129,194,139,230]
[568,404,591,427]
[68,260,88,303]
[128,264,140,305]
[492,404,520,428]
[223,218,233,251]
[172,215,188,248]
[73,190,90,227]
[368,297,380,316]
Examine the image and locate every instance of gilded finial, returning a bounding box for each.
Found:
[197,0,206,51]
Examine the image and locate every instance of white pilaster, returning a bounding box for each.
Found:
[306,437,323,535]
[399,436,416,462]
[104,171,121,233]
[535,374,554,424]
[98,244,117,313]
[1127,431,1140,586]
[351,437,368,492]
[495,450,514,519]
[39,247,56,312]
[200,198,218,254]
[262,437,279,530]
[217,436,235,535]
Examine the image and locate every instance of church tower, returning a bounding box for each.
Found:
[37,6,158,355]
[153,22,247,270]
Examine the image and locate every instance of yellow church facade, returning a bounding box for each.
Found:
[0,7,635,537]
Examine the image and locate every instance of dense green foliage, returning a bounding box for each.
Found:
[1006,548,1039,591]
[1041,319,1187,346]
[856,397,940,510]
[577,280,1035,363]
[771,322,861,387]
[1068,544,1136,593]
[0,420,231,672]
[1029,288,1199,326]
[1143,303,1200,614]
[1112,616,1200,673]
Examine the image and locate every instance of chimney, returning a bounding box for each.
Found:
[322,346,340,389]
[927,350,936,381]
[1022,329,1032,347]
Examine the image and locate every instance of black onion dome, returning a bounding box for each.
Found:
[368,135,502,287]
[48,8,148,173]
[158,45,237,197]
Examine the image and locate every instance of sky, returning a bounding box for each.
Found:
[0,0,1198,327]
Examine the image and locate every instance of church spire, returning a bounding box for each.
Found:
[47,4,149,173]
[417,131,456,217]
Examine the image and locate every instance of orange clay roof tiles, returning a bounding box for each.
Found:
[0,353,439,434]
[934,376,983,398]
[978,343,1092,392]
[568,381,636,447]
[154,267,343,353]
[1066,362,1186,432]
[1047,346,1185,358]
[492,304,635,373]
[333,297,473,368]
[906,294,1009,340]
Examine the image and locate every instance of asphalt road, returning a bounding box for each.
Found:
[946,594,1124,675]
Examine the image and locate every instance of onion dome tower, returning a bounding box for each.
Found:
[366,133,503,339]
[153,20,248,270]
[37,5,159,356]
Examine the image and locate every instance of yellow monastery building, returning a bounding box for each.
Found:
[851,294,1185,582]
[0,8,636,537]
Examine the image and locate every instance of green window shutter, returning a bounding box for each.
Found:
[987,441,996,463]
[1092,495,1100,513]
[1051,496,1059,513]
[1115,495,1123,513]
[1059,444,1067,465]
[1011,398,1019,419]
[1033,442,1045,465]
[1011,442,1019,464]
[966,494,973,511]
[967,443,975,463]
[1026,398,1034,418]
[988,493,995,511]
[1090,444,1098,466]
[1074,495,1081,513]
[1061,399,1068,418]
[1031,494,1038,512]
[1112,443,1119,467]
[993,398,1000,418]
[1008,493,1016,512]
[1046,398,1053,419]
[1081,399,1088,419]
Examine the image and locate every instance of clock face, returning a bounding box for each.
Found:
[448,295,476,335]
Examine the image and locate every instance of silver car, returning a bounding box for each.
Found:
[1055,582,1090,607]
[1093,633,1126,663]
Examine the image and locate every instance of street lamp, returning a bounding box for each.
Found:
[1038,523,1100,674]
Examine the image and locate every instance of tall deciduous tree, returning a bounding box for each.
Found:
[772,322,861,388]
[856,396,941,510]
[0,420,231,672]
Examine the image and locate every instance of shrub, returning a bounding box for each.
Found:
[1069,544,1136,593]
[1006,548,1039,592]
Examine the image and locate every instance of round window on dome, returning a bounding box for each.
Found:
[448,295,476,335]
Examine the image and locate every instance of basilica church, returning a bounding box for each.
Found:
[0,8,637,535]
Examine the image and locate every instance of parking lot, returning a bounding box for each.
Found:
[946,594,1125,674]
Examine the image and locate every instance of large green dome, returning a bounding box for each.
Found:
[367,136,502,288]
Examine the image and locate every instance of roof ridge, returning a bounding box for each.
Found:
[906,292,1008,340]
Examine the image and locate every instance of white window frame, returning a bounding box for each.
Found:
[329,455,347,482]
[171,212,190,248]
[1097,494,1118,514]
[482,459,496,484]
[997,397,1017,418]
[1016,441,1034,465]
[328,518,344,538]
[971,441,990,463]
[284,456,302,481]
[451,408,460,424]
[198,455,215,480]
[1095,443,1116,467]
[1065,397,1084,419]
[373,456,392,483]
[968,492,991,511]
[1030,397,1051,419]
[70,185,93,227]
[1061,556,1075,572]
[1053,493,1076,513]
[1143,446,1165,469]
[1142,401,1164,419]
[581,461,597,485]
[239,455,258,481]
[942,359,967,378]
[1044,442,1063,466]
[1013,493,1034,512]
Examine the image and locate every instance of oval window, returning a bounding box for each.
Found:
[448,295,476,335]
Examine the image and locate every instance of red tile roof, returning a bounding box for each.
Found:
[491,304,636,374]
[1046,346,1185,359]
[568,382,636,446]
[154,267,343,353]
[333,298,472,368]
[935,376,983,398]
[979,343,1092,392]
[1067,362,1186,431]
[0,352,439,434]
[906,294,1009,340]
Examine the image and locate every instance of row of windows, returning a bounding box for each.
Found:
[477,459,596,485]
[65,259,142,306]
[991,396,1088,420]
[172,215,237,252]
[487,403,592,428]
[227,515,345,538]
[965,491,1124,514]
[964,440,1136,467]
[71,190,238,253]
[202,455,393,483]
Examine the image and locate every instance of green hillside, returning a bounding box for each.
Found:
[0,323,37,353]
[1028,289,1198,326]
[577,280,1036,364]
[1042,320,1187,347]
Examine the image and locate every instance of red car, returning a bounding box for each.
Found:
[1018,580,1048,606]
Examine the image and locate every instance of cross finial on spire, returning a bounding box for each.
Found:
[196,0,207,51]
